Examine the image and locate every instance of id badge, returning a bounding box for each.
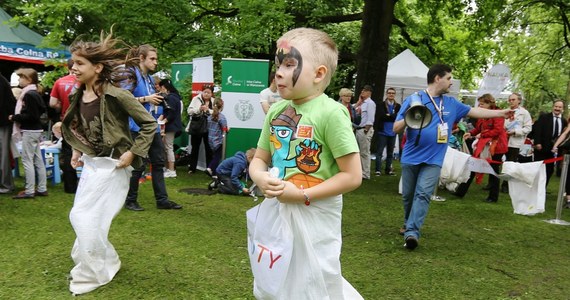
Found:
[437,122,448,144]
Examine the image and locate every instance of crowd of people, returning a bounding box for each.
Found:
[1,26,568,298]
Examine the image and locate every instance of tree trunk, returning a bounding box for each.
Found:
[355,0,395,129]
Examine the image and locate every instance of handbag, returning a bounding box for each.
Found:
[189,114,208,135]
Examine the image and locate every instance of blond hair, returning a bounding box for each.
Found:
[277,28,338,87]
[339,88,353,97]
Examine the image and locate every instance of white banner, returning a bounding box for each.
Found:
[477,64,510,98]
[223,92,265,130]
[193,56,214,83]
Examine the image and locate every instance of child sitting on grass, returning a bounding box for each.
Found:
[208,148,255,195]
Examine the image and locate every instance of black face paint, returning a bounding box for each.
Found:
[275,46,303,87]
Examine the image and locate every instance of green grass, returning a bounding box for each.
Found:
[1,161,570,299]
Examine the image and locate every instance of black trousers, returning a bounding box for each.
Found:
[188,132,212,172]
[60,140,78,193]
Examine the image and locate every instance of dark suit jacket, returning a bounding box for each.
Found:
[532,112,568,158]
[375,100,401,132]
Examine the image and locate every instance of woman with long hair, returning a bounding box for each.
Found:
[186,84,214,174]
[61,30,157,295]
[158,78,183,178]
[464,94,508,203]
[205,97,228,176]
[9,68,48,199]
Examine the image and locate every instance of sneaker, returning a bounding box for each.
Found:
[431,195,446,202]
[164,170,177,178]
[387,171,396,176]
[157,200,182,210]
[208,180,218,191]
[205,168,214,177]
[375,171,381,176]
[404,236,418,250]
[565,202,570,209]
[125,201,144,211]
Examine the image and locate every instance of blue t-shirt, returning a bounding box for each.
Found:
[396,91,471,166]
[380,103,396,137]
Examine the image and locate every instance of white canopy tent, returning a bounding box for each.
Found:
[384,49,461,102]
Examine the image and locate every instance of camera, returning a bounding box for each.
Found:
[157,93,171,110]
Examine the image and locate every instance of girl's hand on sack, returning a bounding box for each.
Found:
[116,151,134,168]
[71,150,84,169]
[257,173,285,198]
[276,181,304,204]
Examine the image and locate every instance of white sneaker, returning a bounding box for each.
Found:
[164,170,177,178]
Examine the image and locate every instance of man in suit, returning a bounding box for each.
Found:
[533,100,567,188]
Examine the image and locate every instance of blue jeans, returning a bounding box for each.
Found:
[375,134,396,173]
[401,163,441,240]
[126,132,169,204]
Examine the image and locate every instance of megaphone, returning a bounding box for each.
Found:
[404,98,432,129]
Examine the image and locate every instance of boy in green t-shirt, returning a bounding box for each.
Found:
[248,28,363,299]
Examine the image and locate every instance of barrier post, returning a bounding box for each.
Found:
[544,154,570,225]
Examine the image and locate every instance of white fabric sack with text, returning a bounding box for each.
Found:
[247,196,363,299]
[69,156,132,295]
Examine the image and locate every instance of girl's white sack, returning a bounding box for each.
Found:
[69,156,133,295]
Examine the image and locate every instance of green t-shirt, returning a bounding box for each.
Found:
[257,94,359,188]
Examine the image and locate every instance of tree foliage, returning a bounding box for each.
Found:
[495,0,570,117]
[2,0,567,112]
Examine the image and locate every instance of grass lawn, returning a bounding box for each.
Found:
[1,160,570,299]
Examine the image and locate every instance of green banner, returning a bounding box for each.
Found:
[171,62,192,90]
[222,58,268,93]
[221,58,269,157]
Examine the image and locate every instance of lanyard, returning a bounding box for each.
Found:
[424,90,444,124]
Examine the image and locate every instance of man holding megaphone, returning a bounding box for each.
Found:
[393,64,513,251]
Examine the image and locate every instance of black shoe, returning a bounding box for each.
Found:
[125,202,145,211]
[35,190,49,197]
[564,202,570,209]
[485,198,497,203]
[482,185,491,191]
[157,200,182,210]
[501,185,508,193]
[404,236,418,250]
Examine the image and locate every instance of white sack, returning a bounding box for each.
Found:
[502,161,545,215]
[247,196,362,299]
[502,160,542,187]
[69,156,133,295]
[440,147,471,184]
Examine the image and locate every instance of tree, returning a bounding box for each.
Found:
[495,0,570,117]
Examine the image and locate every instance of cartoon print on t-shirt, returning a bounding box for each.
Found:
[270,105,323,188]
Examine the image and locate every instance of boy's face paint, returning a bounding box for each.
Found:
[275,44,303,87]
